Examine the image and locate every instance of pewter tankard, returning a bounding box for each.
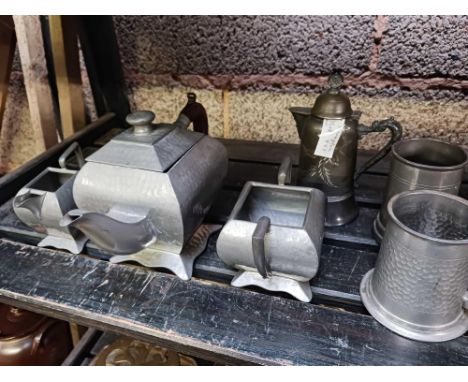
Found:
[373,138,467,242]
[361,190,468,342]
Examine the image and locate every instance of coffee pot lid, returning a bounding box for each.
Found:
[86,111,203,172]
[311,72,353,119]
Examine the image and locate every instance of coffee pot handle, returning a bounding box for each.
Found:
[252,216,271,279]
[354,117,403,183]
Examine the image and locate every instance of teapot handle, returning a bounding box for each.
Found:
[252,216,271,279]
[176,92,209,134]
[354,117,403,183]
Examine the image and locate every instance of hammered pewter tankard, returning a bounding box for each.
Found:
[373,138,467,242]
[361,190,468,342]
[13,142,87,254]
[216,157,326,302]
[290,72,403,227]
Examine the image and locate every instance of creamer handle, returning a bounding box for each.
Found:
[252,216,271,279]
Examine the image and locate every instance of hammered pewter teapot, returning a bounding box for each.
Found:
[290,72,403,226]
[217,157,326,302]
[60,93,228,280]
[13,143,87,254]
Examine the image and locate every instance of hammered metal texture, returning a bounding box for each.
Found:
[372,228,468,318]
[398,203,468,240]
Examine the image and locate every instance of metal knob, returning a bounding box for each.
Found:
[126,110,155,135]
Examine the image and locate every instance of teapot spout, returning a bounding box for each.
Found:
[60,209,157,254]
[289,107,312,138]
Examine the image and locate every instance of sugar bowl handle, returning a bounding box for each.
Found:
[354,117,403,183]
[277,156,292,186]
[252,216,271,279]
[58,142,85,169]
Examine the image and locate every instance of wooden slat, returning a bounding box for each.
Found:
[0,239,467,366]
[12,15,58,149]
[49,15,86,138]
[61,328,101,366]
[0,16,16,133]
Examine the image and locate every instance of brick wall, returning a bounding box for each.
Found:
[1,15,467,173]
[115,15,468,150]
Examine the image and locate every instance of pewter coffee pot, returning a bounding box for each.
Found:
[290,72,403,226]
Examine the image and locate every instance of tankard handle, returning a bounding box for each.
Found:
[463,291,468,310]
[252,216,271,279]
[354,117,403,183]
[58,142,85,170]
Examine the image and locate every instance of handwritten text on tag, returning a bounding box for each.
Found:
[314,119,345,158]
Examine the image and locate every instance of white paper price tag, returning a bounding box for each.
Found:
[313,119,345,158]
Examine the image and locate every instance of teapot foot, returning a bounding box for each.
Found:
[38,234,88,254]
[231,270,312,302]
[109,224,221,280]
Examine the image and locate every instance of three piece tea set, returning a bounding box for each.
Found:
[13,73,468,344]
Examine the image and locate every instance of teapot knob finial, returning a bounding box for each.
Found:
[126,110,155,135]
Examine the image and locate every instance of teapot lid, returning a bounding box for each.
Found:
[311,72,353,119]
[86,111,203,172]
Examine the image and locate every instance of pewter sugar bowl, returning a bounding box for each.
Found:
[61,100,228,280]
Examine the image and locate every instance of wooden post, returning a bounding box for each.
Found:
[0,16,16,133]
[13,15,58,150]
[79,16,130,124]
[49,16,85,138]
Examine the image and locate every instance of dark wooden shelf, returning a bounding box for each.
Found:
[0,114,466,365]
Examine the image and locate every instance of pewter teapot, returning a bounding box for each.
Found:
[290,72,403,226]
[58,93,227,279]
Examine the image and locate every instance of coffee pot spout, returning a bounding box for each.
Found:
[289,107,312,138]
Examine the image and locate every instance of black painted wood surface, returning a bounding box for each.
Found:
[0,239,467,366]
